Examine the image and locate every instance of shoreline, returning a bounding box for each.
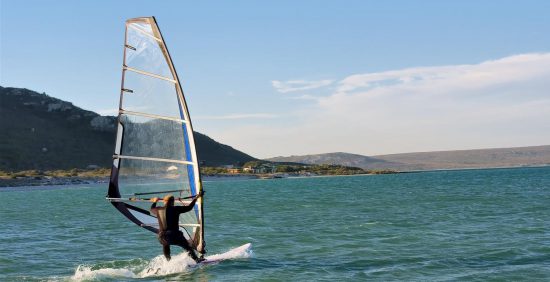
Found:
[0,164,394,188]
[0,171,373,188]
[0,176,109,188]
[2,165,549,188]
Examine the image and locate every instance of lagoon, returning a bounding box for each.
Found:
[1,167,549,281]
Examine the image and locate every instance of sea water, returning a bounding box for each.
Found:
[1,167,550,281]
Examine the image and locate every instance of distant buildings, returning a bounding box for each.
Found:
[227,168,242,174]
[242,163,276,174]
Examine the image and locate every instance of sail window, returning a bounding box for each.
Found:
[119,114,188,161]
[121,71,183,119]
[126,23,173,79]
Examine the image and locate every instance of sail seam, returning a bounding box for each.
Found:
[124,66,177,83]
[120,110,188,123]
[113,154,194,165]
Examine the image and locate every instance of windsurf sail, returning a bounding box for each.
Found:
[107,17,205,255]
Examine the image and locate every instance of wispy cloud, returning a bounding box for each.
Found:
[195,113,278,120]
[334,53,549,97]
[271,79,334,93]
[216,53,550,158]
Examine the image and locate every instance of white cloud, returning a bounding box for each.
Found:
[271,79,334,93]
[213,53,550,158]
[321,53,550,116]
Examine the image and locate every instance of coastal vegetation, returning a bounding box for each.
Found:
[0,168,111,187]
[201,162,397,177]
[0,164,398,187]
[0,168,110,179]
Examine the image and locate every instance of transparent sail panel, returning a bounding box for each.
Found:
[127,208,195,240]
[119,114,188,161]
[128,209,157,226]
[179,208,199,241]
[117,158,192,198]
[126,24,173,79]
[117,158,198,239]
[121,71,183,119]
[129,22,154,37]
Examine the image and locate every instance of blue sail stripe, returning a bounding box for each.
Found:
[177,97,200,219]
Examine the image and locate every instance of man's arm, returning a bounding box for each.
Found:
[150,197,160,216]
[175,192,203,213]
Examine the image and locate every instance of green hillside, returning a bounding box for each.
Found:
[0,86,256,171]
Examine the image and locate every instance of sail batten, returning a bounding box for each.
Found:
[108,16,205,255]
[113,154,195,165]
[119,109,189,123]
[124,66,178,83]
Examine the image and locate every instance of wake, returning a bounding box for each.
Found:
[71,243,252,280]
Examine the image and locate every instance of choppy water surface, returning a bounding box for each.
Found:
[1,167,550,281]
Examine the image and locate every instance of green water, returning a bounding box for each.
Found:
[1,167,550,281]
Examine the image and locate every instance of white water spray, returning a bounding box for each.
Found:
[71,243,252,280]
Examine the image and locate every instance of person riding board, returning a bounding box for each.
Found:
[150,192,204,262]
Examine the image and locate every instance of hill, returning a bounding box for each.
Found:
[0,86,256,171]
[267,152,400,170]
[267,146,550,171]
[373,146,550,171]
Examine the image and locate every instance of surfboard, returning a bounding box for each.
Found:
[201,243,252,265]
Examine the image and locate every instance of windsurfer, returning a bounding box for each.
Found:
[150,193,204,262]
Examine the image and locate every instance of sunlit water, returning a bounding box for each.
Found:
[1,167,550,281]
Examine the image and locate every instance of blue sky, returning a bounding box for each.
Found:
[1,0,550,158]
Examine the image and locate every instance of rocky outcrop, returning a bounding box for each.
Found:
[47,102,73,112]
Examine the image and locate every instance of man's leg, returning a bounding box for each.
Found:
[173,236,201,262]
[163,244,171,261]
[178,242,200,262]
